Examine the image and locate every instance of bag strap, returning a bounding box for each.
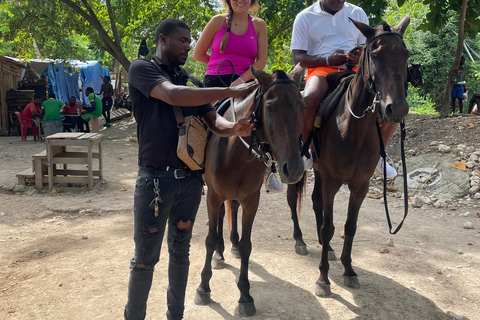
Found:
[151,57,185,127]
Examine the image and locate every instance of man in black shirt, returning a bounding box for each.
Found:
[124,18,257,320]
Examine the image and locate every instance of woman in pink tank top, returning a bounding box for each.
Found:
[194,1,283,193]
[193,0,267,88]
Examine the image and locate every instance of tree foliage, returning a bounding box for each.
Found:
[1,0,216,71]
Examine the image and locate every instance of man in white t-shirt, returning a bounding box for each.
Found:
[291,0,367,143]
[291,0,397,179]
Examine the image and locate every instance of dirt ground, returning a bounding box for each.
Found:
[1,114,479,320]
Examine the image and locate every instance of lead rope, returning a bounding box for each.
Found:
[376,119,409,234]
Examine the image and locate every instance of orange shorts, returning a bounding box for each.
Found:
[305,66,358,82]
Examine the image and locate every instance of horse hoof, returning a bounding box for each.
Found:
[328,251,337,261]
[295,245,309,255]
[212,257,225,269]
[194,291,211,305]
[237,301,256,317]
[231,248,241,259]
[315,282,331,297]
[344,276,360,289]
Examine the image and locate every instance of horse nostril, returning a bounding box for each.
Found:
[385,104,393,117]
[282,163,290,178]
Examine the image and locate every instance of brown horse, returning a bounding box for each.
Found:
[287,15,411,297]
[194,66,305,316]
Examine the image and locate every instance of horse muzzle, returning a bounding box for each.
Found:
[277,157,304,184]
[382,99,409,123]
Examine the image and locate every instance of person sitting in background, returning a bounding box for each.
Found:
[62,96,82,132]
[193,0,283,192]
[23,96,42,126]
[40,93,64,121]
[468,93,480,114]
[99,76,114,127]
[79,87,102,133]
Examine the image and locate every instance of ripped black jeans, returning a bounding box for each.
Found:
[124,169,203,320]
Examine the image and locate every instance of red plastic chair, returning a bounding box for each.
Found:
[15,111,40,141]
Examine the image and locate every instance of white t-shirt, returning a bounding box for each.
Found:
[291,1,369,59]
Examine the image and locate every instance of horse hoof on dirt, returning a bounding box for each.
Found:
[328,251,337,261]
[315,282,332,297]
[212,257,225,269]
[343,276,360,288]
[237,301,256,317]
[194,291,211,305]
[295,245,309,255]
[231,248,241,259]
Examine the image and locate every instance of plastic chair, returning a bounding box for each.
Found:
[15,111,40,141]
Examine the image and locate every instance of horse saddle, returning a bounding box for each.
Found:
[207,98,231,141]
[311,66,355,157]
[314,67,355,129]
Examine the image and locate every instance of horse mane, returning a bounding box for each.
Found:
[377,21,392,32]
[272,70,289,80]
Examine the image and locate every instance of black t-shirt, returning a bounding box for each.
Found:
[128,58,213,168]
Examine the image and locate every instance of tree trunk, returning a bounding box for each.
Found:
[59,0,131,72]
[440,0,468,117]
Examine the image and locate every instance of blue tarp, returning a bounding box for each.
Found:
[46,60,110,105]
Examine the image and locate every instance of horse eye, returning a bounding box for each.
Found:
[266,104,273,112]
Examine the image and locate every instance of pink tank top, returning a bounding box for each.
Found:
[206,16,258,76]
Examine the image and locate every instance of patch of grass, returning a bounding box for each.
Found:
[407,87,437,115]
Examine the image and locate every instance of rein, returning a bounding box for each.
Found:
[376,120,409,234]
[347,29,410,234]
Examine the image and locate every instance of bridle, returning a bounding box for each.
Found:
[233,78,298,167]
[346,28,408,119]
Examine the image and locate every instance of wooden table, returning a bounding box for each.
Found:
[46,132,103,190]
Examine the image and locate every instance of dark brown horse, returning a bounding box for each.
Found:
[287,15,411,297]
[195,66,305,316]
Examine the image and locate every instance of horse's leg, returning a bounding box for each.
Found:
[228,200,241,259]
[312,171,336,261]
[194,192,223,305]
[315,178,342,297]
[212,202,226,269]
[341,181,369,289]
[236,196,259,317]
[287,183,308,255]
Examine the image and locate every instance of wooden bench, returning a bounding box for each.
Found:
[16,169,35,186]
[91,117,100,133]
[45,132,103,190]
[32,150,47,189]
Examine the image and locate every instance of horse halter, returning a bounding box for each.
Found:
[237,78,298,167]
[347,26,407,119]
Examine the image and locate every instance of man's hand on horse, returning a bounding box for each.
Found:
[229,81,258,98]
[346,46,363,65]
[234,118,256,137]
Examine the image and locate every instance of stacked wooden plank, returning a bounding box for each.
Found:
[6,90,35,111]
[19,78,49,101]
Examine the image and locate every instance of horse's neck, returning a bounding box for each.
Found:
[229,89,257,121]
[337,73,377,139]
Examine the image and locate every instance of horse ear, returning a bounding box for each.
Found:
[392,14,410,35]
[288,63,303,86]
[250,65,273,86]
[349,18,375,41]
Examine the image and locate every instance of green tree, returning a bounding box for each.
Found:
[1,0,216,71]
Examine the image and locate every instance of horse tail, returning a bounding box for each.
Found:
[225,200,233,234]
[296,171,307,216]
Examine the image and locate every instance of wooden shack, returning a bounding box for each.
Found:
[0,56,26,135]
